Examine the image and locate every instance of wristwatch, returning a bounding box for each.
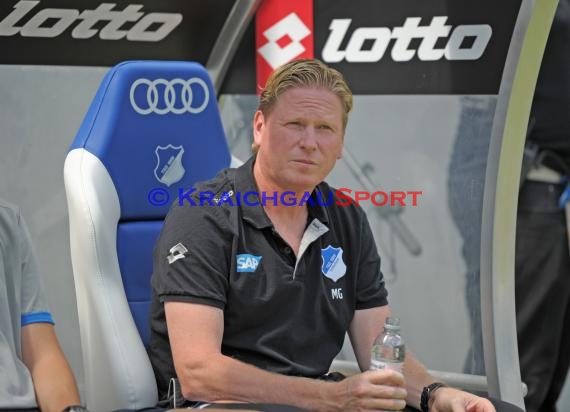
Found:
[420,382,447,412]
[61,405,89,412]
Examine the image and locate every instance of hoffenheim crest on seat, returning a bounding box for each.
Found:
[154,144,185,186]
[321,245,347,282]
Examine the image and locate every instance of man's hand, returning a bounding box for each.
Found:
[430,387,496,412]
[334,369,407,411]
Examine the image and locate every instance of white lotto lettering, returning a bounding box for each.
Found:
[0,0,182,41]
[322,16,492,63]
[444,24,492,60]
[331,288,343,300]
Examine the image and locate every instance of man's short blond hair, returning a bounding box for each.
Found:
[252,59,353,154]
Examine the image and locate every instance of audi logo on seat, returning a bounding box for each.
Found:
[129,78,210,115]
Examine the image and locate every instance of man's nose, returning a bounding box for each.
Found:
[299,128,317,150]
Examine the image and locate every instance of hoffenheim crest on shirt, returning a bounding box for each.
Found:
[321,245,347,282]
[154,144,185,187]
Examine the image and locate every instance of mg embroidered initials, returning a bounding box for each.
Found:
[331,288,343,300]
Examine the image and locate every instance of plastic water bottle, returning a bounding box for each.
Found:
[370,317,405,373]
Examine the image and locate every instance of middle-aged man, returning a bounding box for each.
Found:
[149,59,523,412]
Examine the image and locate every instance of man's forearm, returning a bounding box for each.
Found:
[31,351,81,412]
[403,351,438,409]
[178,353,339,411]
[22,324,81,412]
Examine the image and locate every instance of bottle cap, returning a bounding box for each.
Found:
[384,316,401,331]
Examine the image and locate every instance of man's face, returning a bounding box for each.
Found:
[253,87,345,192]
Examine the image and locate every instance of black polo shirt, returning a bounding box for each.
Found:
[149,157,388,398]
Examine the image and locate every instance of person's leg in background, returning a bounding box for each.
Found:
[542,300,570,411]
[447,96,496,376]
[515,181,570,412]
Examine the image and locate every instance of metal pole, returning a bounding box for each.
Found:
[206,0,263,95]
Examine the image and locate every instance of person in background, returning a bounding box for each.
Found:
[516,1,570,411]
[0,199,85,412]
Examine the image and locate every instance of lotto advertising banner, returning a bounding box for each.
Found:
[316,0,521,94]
[253,0,522,94]
[255,0,314,92]
[0,0,235,66]
[0,0,522,94]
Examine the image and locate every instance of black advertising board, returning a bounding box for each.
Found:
[0,0,522,94]
[313,0,522,94]
[0,0,234,66]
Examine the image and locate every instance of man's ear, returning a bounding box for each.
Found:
[337,142,344,159]
[253,110,265,147]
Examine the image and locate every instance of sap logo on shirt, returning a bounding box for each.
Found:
[236,254,262,273]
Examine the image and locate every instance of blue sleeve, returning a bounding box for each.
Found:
[21,311,54,326]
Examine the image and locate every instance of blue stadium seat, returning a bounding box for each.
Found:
[64,61,233,411]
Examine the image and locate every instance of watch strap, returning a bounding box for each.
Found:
[420,382,447,412]
[61,405,89,412]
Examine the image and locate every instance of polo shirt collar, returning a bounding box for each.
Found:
[234,156,330,229]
